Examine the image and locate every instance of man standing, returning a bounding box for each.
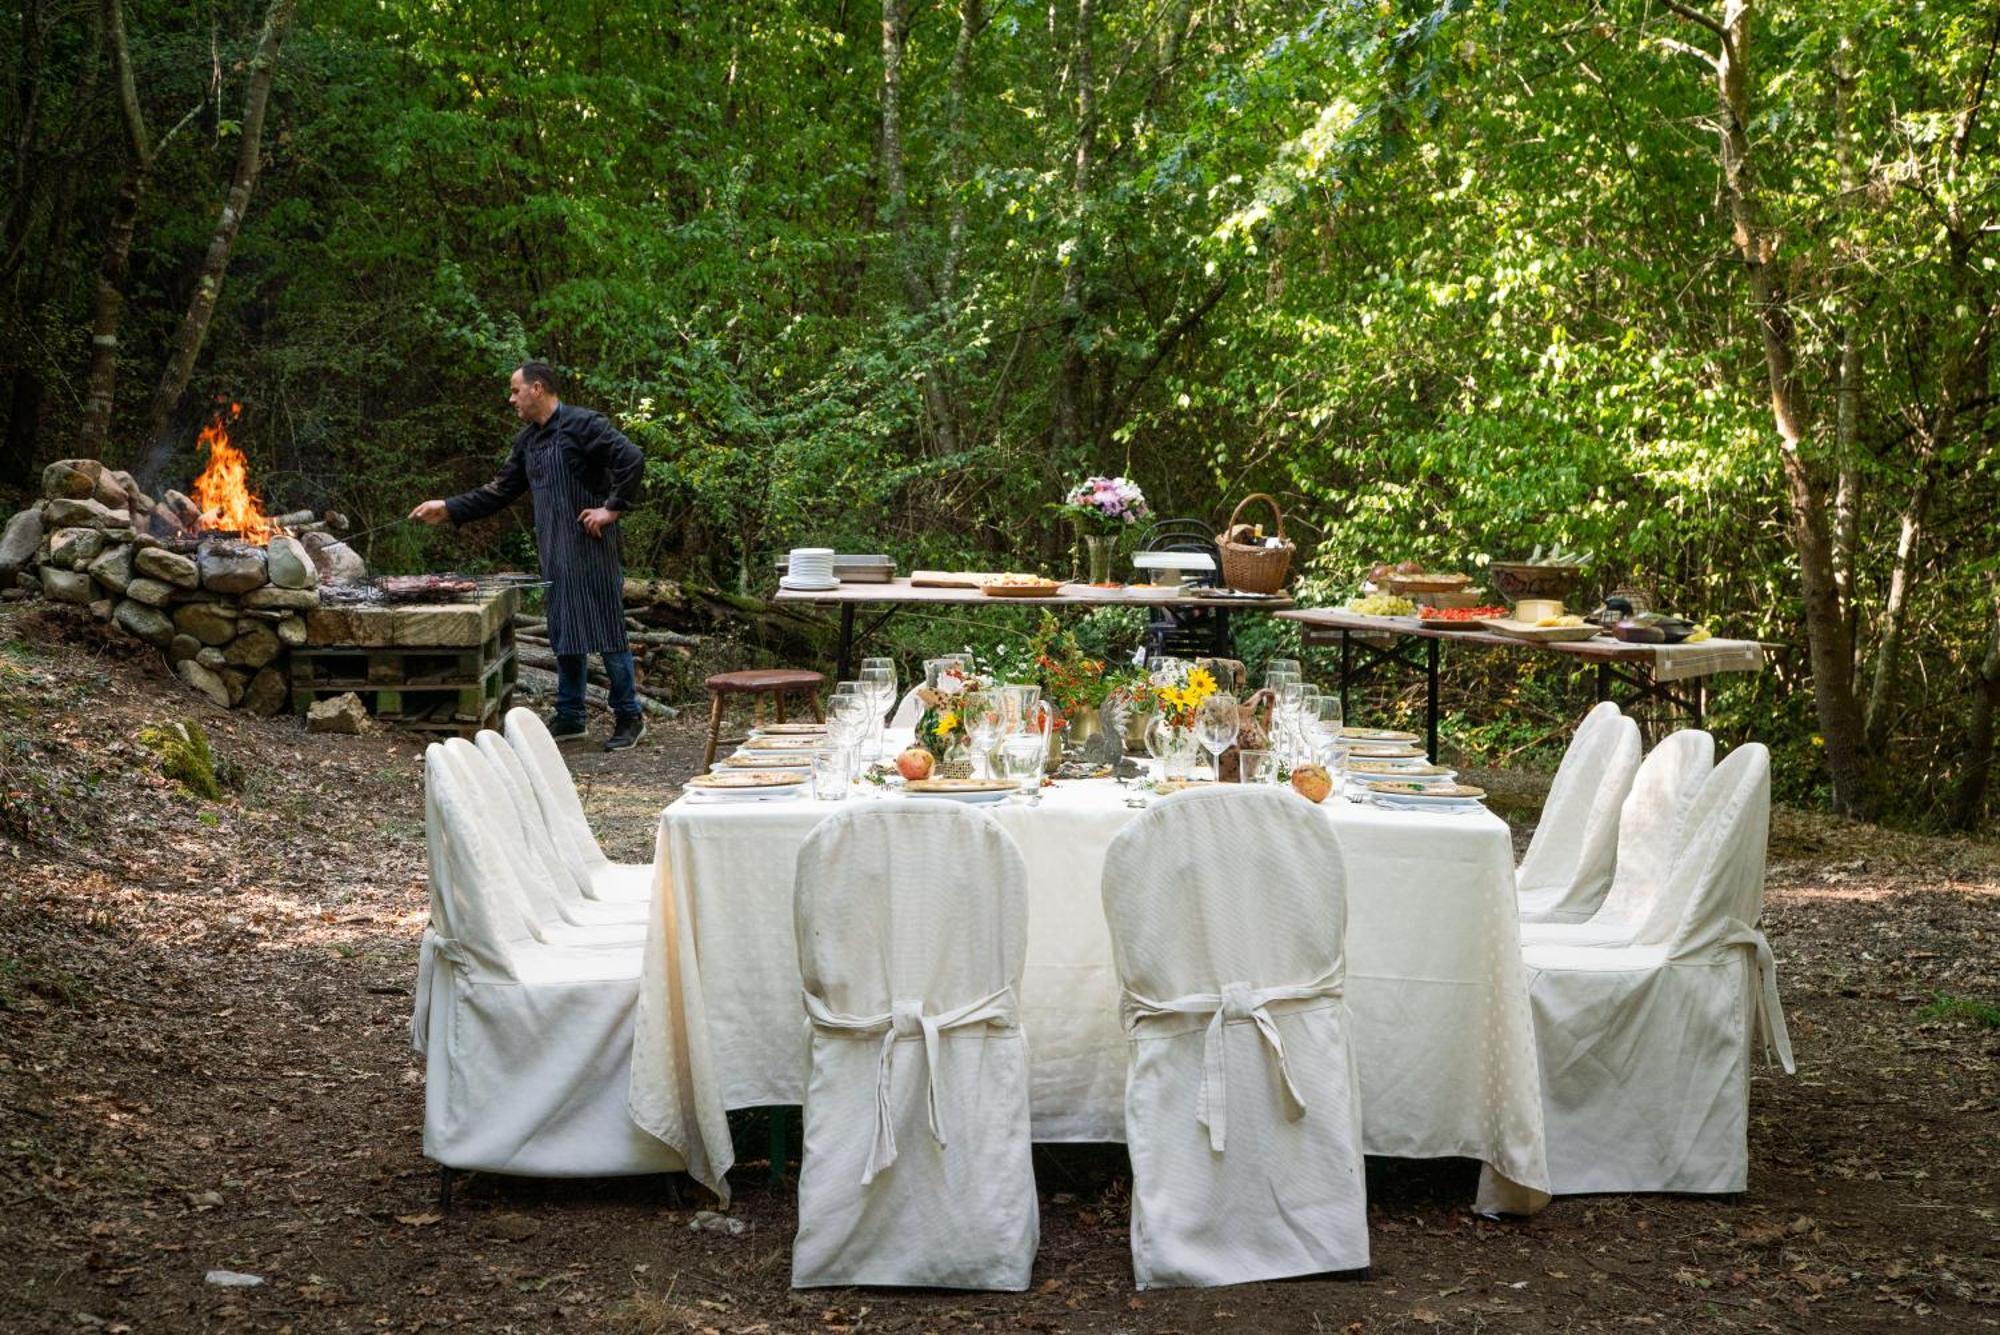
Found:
[410,361,647,750]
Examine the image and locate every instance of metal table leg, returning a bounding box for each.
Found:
[1426,637,1440,763]
[836,604,856,682]
[1340,632,1353,721]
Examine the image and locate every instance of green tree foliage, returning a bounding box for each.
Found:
[0,0,1995,824]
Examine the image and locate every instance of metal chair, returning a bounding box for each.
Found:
[1137,519,1236,663]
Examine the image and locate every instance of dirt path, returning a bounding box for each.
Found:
[2,602,1995,1332]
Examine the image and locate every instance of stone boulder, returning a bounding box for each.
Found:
[158,490,204,533]
[42,459,102,500]
[49,527,106,570]
[168,633,203,665]
[196,646,228,670]
[243,666,289,717]
[199,546,268,595]
[44,497,127,529]
[123,576,178,608]
[306,691,370,735]
[300,532,367,584]
[220,668,249,708]
[264,535,316,590]
[86,544,135,594]
[223,624,281,669]
[275,615,308,647]
[0,508,45,579]
[90,598,113,621]
[242,585,319,611]
[40,566,94,604]
[135,547,200,588]
[114,599,176,647]
[108,470,154,515]
[173,602,238,647]
[176,659,232,709]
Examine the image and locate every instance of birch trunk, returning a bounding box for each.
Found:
[1054,0,1095,454]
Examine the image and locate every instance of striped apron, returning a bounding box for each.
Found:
[525,430,628,656]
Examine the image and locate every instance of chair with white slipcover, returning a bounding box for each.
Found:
[1515,702,1642,924]
[790,802,1038,1290]
[472,731,648,928]
[1519,728,1715,951]
[1522,742,1790,1194]
[889,685,925,730]
[503,707,652,903]
[413,745,678,1185]
[1100,785,1368,1289]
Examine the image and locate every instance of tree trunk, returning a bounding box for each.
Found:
[1949,585,2000,830]
[1687,0,1868,813]
[1053,0,1095,455]
[1862,462,1935,756]
[134,0,296,485]
[1830,44,1863,669]
[940,0,982,309]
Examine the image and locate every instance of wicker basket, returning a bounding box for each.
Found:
[1216,494,1294,594]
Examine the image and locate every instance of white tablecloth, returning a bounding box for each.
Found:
[630,777,1550,1214]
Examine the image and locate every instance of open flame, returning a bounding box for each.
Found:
[191,403,282,543]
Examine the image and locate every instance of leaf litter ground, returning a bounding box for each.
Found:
[1,603,1995,1333]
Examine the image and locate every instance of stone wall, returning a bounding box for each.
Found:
[0,459,363,715]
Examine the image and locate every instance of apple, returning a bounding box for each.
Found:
[895,746,936,781]
[1290,764,1332,804]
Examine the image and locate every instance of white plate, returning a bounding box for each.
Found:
[684,787,806,804]
[780,575,840,591]
[899,786,1014,805]
[1371,795,1484,813]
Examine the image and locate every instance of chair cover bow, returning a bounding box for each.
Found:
[1717,919,1795,1074]
[1121,969,1343,1153]
[803,985,1018,1184]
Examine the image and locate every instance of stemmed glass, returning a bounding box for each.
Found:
[859,658,897,756]
[1195,695,1240,782]
[825,690,871,783]
[967,699,1004,780]
[1312,694,1346,789]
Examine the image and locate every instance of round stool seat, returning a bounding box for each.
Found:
[705,669,825,695]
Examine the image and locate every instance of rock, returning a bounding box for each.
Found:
[42,459,101,500]
[160,490,203,532]
[243,666,288,717]
[1,587,27,601]
[203,1270,264,1289]
[108,469,153,514]
[41,566,94,604]
[306,691,369,735]
[15,571,39,591]
[123,576,178,608]
[91,469,130,510]
[89,598,113,621]
[134,547,200,587]
[176,659,231,708]
[486,1213,541,1242]
[688,1210,749,1236]
[168,634,202,664]
[221,668,248,707]
[275,615,307,647]
[196,646,228,670]
[0,508,44,579]
[264,535,315,590]
[44,497,125,529]
[48,527,106,569]
[300,531,367,583]
[199,546,268,594]
[174,603,238,646]
[224,624,281,669]
[238,608,284,622]
[86,544,135,594]
[114,599,175,647]
[241,585,320,611]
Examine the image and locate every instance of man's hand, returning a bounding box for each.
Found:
[409,500,450,526]
[579,506,620,538]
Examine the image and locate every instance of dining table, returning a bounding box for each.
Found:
[626,755,1552,1216]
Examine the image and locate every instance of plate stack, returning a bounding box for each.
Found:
[780,547,838,592]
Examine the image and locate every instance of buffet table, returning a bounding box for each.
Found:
[627,774,1551,1216]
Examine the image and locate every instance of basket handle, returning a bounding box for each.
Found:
[1224,493,1286,541]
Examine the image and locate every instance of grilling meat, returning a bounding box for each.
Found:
[377,574,479,602]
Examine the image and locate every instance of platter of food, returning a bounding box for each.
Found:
[1366,780,1487,809]
[981,573,1062,598]
[902,777,1017,803]
[1417,604,1509,631]
[1340,727,1420,742]
[1487,616,1604,643]
[1346,759,1454,779]
[751,723,831,737]
[1344,592,1417,618]
[721,751,812,769]
[688,770,809,790]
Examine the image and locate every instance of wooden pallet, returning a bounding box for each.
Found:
[291,591,518,738]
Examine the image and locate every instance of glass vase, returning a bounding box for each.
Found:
[1084,532,1117,586]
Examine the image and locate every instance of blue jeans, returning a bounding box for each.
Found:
[556,650,639,723]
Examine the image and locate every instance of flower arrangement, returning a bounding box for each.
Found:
[1129,659,1220,727]
[1058,475,1150,533]
[914,661,991,755]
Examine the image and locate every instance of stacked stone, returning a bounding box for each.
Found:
[0,459,339,717]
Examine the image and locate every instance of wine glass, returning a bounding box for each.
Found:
[1312,694,1346,791]
[1195,695,1240,782]
[859,660,896,756]
[1264,659,1302,688]
[967,699,1004,780]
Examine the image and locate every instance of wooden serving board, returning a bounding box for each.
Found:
[910,570,1004,589]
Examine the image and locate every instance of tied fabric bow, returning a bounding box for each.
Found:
[1717,919,1795,1074]
[1121,969,1344,1153]
[803,985,1018,1184]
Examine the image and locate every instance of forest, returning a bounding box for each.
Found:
[3,0,1997,825]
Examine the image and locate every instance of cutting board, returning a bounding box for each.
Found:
[910,570,1004,588]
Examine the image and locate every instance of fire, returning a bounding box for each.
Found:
[191,404,282,543]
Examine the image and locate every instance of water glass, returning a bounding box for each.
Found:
[811,747,854,801]
[999,732,1045,801]
[1238,748,1274,784]
[967,702,1004,780]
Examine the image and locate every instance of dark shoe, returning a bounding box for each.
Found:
[547,713,588,741]
[603,713,646,751]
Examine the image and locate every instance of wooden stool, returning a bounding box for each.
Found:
[702,669,826,768]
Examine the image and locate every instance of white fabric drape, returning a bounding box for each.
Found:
[472,731,649,927]
[502,707,652,903]
[1516,703,1642,924]
[1101,786,1368,1288]
[1520,729,1714,951]
[627,774,1549,1217]
[889,685,926,729]
[1523,743,1791,1195]
[790,802,1038,1291]
[415,746,679,1178]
